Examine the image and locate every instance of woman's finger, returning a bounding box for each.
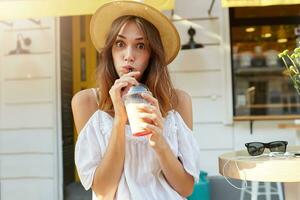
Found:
[139,112,163,128]
[110,82,129,95]
[119,76,139,86]
[137,103,162,120]
[137,103,163,126]
[122,71,140,79]
[137,103,156,113]
[143,123,162,135]
[141,92,159,107]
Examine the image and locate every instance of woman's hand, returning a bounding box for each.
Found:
[139,93,167,151]
[109,71,140,123]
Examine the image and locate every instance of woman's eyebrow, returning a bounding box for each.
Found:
[117,34,144,41]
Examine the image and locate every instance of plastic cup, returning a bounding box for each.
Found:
[122,84,152,136]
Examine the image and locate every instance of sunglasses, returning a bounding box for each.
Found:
[245,141,288,156]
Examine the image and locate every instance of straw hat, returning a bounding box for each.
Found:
[90,0,180,65]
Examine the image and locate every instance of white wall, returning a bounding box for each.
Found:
[167,0,298,176]
[165,0,233,176]
[0,18,62,200]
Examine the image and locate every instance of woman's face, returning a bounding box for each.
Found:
[112,21,151,81]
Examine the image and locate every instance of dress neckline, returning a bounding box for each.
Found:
[98,110,130,126]
[97,109,175,126]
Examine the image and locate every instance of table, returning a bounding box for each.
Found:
[218,146,300,200]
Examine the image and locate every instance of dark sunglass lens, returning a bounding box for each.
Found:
[246,143,265,156]
[269,141,287,152]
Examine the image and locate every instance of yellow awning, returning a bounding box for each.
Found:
[222,0,300,7]
[0,0,174,20]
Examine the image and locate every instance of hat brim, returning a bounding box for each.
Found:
[90,1,180,65]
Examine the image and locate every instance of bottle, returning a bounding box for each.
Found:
[251,46,266,67]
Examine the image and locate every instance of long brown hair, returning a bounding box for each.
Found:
[96,15,178,117]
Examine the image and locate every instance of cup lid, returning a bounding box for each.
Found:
[128,84,149,94]
[123,84,151,98]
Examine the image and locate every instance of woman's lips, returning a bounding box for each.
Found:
[121,65,134,73]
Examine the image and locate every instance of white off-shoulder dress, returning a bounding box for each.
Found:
[75,109,201,200]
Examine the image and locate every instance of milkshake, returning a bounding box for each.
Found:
[123,84,152,136]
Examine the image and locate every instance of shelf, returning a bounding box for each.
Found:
[237,103,300,109]
[232,39,296,44]
[234,67,284,75]
[234,115,300,121]
[278,123,300,130]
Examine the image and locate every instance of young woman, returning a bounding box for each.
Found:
[72,1,201,200]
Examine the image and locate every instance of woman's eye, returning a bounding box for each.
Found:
[115,41,124,48]
[137,43,145,49]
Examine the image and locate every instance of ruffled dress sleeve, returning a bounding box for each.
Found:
[174,111,201,183]
[74,111,107,190]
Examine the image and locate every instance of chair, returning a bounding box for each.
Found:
[188,171,210,200]
[240,181,284,200]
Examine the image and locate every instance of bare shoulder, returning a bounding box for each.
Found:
[71,88,99,133]
[72,89,96,107]
[174,89,193,130]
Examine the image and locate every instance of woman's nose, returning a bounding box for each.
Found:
[124,47,135,63]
